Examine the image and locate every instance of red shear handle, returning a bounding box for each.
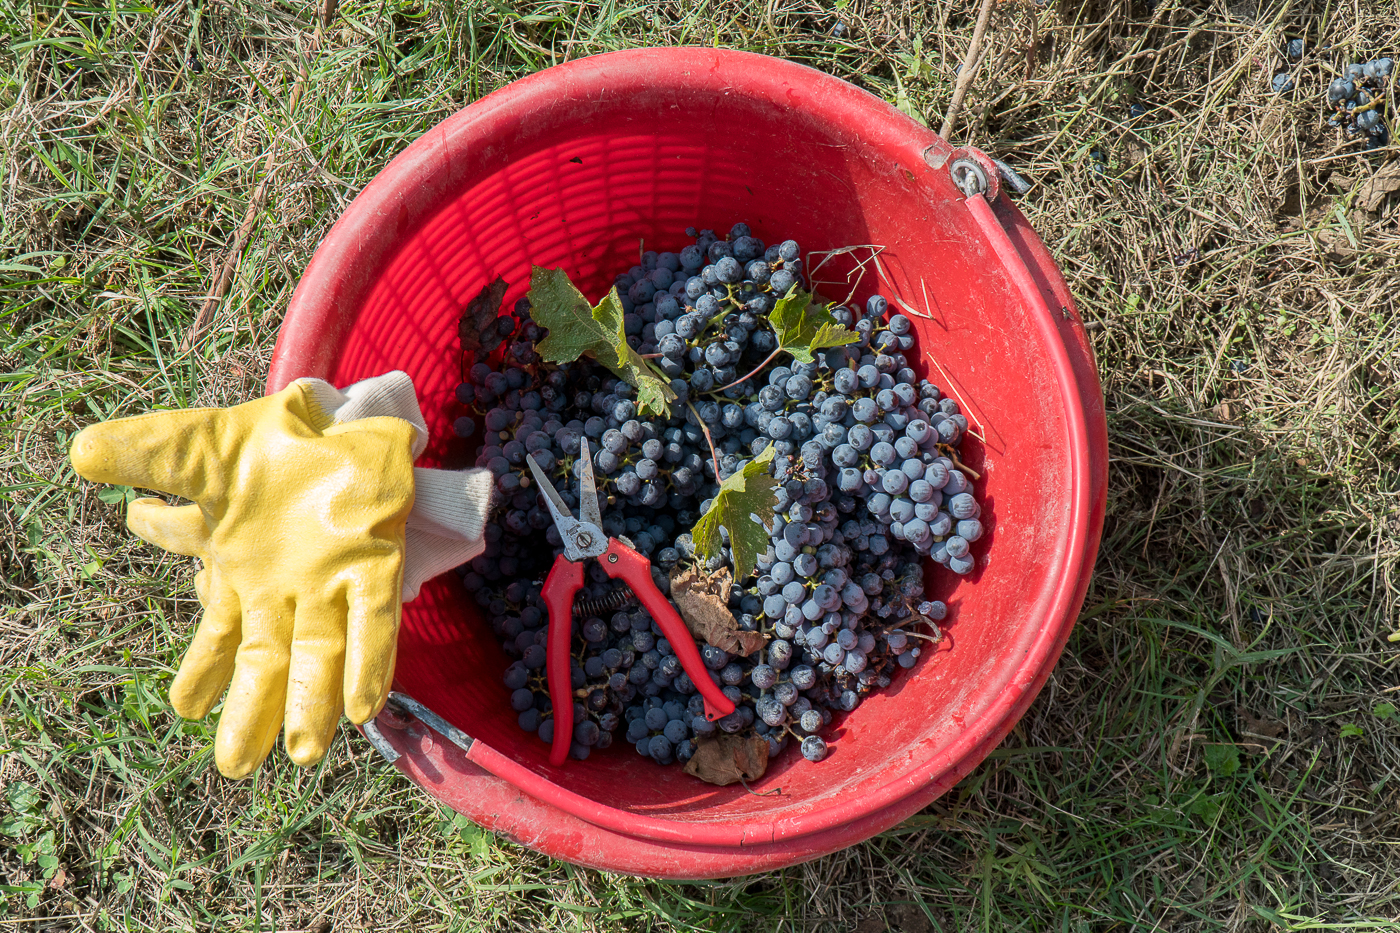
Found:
[542,554,585,766]
[600,539,736,721]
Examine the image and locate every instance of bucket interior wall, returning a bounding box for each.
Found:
[268,57,1095,848]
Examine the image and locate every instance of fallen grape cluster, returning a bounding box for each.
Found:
[450,224,982,770]
[1327,57,1393,149]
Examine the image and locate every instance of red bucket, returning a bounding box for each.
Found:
[269,47,1108,879]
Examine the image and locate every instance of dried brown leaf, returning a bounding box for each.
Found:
[683,733,770,786]
[669,565,766,657]
[1238,707,1286,739]
[458,275,508,359]
[1358,162,1400,212]
[1317,228,1355,261]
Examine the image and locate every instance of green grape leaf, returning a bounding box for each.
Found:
[770,287,860,364]
[530,266,612,362]
[589,288,675,418]
[691,445,778,581]
[528,266,674,417]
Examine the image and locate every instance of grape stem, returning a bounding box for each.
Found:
[937,443,981,481]
[737,775,782,797]
[685,400,723,482]
[643,357,678,386]
[891,612,943,642]
[893,628,943,645]
[717,346,784,392]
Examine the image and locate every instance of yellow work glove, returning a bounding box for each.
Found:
[70,378,419,779]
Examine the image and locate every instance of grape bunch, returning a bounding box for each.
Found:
[451,223,980,768]
[450,304,545,442]
[1327,58,1393,150]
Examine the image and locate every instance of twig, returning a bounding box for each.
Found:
[806,244,886,307]
[939,0,998,140]
[806,243,885,278]
[860,255,986,447]
[868,249,932,322]
[183,149,278,350]
[925,354,987,444]
[1304,142,1392,167]
[686,400,722,481]
[906,277,938,321]
[893,629,944,644]
[718,346,783,391]
[1023,8,1039,84]
[737,775,783,797]
[891,614,947,647]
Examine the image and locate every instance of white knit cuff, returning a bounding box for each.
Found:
[296,371,429,459]
[402,527,489,601]
[401,467,495,600]
[408,467,494,540]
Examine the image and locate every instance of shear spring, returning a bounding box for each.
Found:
[572,585,635,619]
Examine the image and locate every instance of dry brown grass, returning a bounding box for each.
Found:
[2,0,1398,929]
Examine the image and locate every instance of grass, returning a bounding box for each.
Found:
[2,0,1399,929]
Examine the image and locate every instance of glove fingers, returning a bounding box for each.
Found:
[169,568,242,720]
[343,584,401,724]
[70,407,227,502]
[283,601,346,767]
[127,499,209,557]
[214,604,292,780]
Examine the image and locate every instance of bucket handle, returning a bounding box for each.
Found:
[367,692,788,847]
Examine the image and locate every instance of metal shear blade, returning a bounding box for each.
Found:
[575,437,602,530]
[525,436,605,561]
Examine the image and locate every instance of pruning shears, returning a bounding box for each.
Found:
[526,437,736,766]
